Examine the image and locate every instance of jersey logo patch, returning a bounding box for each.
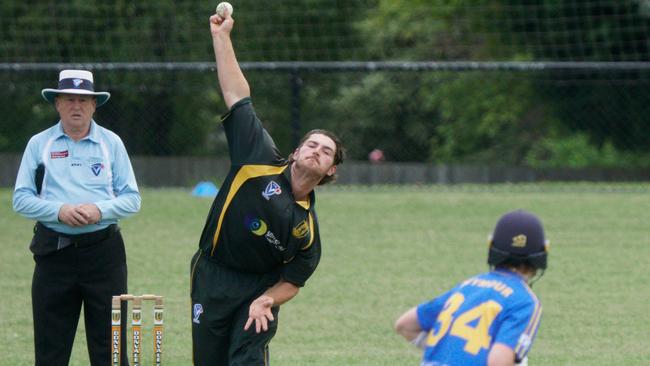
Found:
[262,181,282,200]
[245,217,268,236]
[245,216,286,251]
[90,162,104,176]
[50,150,69,159]
[292,220,309,239]
[193,303,203,324]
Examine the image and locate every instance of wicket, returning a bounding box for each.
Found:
[112,294,164,366]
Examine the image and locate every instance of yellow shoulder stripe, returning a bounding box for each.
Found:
[301,212,316,250]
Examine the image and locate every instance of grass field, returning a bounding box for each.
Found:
[1,184,649,365]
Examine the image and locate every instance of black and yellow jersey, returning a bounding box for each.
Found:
[197,98,321,287]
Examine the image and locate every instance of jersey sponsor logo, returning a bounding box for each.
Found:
[262,181,282,200]
[245,216,268,236]
[50,150,69,159]
[292,220,309,239]
[512,234,527,247]
[264,231,285,251]
[192,303,203,324]
[90,162,104,176]
[245,216,286,251]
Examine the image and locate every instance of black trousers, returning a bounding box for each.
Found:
[190,250,280,366]
[32,229,128,366]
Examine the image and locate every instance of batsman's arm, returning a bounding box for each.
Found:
[394,307,425,344]
[210,12,249,109]
[487,343,517,366]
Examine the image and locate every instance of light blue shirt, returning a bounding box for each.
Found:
[13,120,141,235]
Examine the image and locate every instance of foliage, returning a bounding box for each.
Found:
[481,1,650,156]
[1,0,649,166]
[336,1,546,163]
[526,133,650,168]
[1,0,220,156]
[326,72,439,162]
[342,0,650,164]
[493,0,650,62]
[429,72,553,164]
[0,0,369,156]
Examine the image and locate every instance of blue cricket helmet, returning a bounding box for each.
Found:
[488,210,548,270]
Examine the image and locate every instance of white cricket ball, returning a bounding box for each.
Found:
[216,2,233,18]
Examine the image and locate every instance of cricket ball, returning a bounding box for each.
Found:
[216,2,233,18]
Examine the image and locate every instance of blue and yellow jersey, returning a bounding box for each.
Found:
[416,269,542,366]
[196,98,321,287]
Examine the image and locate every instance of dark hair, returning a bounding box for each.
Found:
[495,261,537,273]
[288,129,345,185]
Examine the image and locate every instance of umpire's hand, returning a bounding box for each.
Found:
[58,204,90,226]
[58,203,101,226]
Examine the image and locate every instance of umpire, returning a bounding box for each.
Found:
[13,69,141,365]
[190,9,345,366]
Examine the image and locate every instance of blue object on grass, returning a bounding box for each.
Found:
[192,181,219,197]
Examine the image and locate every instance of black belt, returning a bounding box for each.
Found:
[32,222,119,254]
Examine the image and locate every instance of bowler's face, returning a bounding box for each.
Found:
[293,133,338,178]
[55,94,96,128]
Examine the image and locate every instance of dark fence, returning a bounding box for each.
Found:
[2,62,650,167]
[2,154,649,188]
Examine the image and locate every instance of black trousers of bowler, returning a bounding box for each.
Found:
[32,231,128,366]
[190,250,281,366]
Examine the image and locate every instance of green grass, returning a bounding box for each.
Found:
[1,184,649,365]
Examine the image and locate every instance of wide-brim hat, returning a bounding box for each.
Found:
[41,69,111,107]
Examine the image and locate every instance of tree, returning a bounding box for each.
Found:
[330,0,650,164]
[0,0,370,156]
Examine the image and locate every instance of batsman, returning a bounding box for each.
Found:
[190,6,345,366]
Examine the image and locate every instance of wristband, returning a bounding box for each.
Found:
[411,331,427,349]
